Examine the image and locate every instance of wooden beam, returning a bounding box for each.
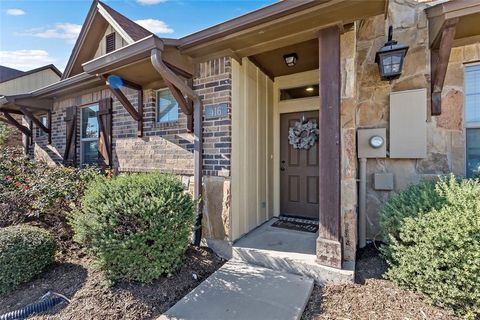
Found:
[18,105,50,134]
[1,111,31,136]
[431,18,458,116]
[317,26,342,269]
[164,80,193,116]
[104,76,143,136]
[48,111,52,145]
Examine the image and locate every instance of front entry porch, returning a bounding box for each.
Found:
[232,218,354,284]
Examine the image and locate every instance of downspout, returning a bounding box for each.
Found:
[150,48,204,246]
[358,158,367,248]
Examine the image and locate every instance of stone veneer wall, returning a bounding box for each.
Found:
[356,0,478,239]
[340,27,358,262]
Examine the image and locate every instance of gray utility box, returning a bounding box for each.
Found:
[389,88,427,158]
[374,173,394,191]
[357,128,387,158]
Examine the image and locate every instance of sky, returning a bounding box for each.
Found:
[0,0,275,72]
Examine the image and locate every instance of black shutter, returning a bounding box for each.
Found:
[63,106,77,166]
[97,98,113,168]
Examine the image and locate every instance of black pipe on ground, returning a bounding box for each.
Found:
[0,292,69,320]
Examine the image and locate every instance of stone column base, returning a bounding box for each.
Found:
[316,237,342,269]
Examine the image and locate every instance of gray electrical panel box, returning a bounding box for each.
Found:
[357,128,387,158]
[390,89,427,158]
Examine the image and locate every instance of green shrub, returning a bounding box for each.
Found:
[0,225,56,294]
[69,172,195,283]
[379,179,446,243]
[384,176,480,318]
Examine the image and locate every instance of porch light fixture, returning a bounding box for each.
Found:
[283,53,298,67]
[375,26,409,81]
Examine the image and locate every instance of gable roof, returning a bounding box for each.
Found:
[0,66,25,83]
[62,0,153,80]
[99,1,152,41]
[0,64,62,84]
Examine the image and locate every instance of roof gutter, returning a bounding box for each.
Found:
[178,0,328,49]
[151,48,204,246]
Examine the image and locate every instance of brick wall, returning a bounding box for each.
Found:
[30,57,233,180]
[194,57,232,177]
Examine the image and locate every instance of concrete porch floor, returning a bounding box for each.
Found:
[232,218,354,284]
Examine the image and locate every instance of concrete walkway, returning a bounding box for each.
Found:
[159,260,314,320]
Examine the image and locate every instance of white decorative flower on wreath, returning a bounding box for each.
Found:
[288,120,319,150]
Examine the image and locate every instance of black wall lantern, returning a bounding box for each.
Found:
[375,26,409,81]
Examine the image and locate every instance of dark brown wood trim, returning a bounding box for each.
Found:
[104,76,143,137]
[318,26,341,242]
[137,88,143,137]
[164,61,193,79]
[63,106,77,165]
[47,111,52,145]
[431,18,458,116]
[18,105,50,134]
[1,111,31,136]
[164,80,194,116]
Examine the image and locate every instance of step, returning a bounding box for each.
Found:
[231,219,354,284]
[232,246,354,285]
[159,260,314,320]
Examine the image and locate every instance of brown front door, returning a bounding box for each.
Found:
[280,111,319,219]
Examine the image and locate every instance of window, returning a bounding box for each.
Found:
[280,84,319,101]
[157,89,179,123]
[465,65,480,178]
[106,32,116,53]
[38,114,47,137]
[80,104,99,165]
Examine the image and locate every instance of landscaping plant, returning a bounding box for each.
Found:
[381,176,480,319]
[0,225,56,294]
[69,172,196,284]
[0,147,98,227]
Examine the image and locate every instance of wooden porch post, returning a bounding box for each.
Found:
[317,25,342,269]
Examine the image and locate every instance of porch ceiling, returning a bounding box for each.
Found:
[178,0,386,61]
[0,94,53,113]
[426,0,480,48]
[250,39,319,78]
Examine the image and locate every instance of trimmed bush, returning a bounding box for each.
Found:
[69,172,195,283]
[383,176,480,318]
[379,179,446,243]
[0,225,56,294]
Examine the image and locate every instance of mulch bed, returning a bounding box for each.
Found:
[0,246,225,320]
[301,242,460,320]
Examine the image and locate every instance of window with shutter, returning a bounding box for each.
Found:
[106,32,116,53]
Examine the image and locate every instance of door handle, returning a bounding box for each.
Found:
[280,167,285,171]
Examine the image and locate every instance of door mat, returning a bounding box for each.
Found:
[271,217,319,233]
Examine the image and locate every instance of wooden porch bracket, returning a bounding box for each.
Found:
[17,105,52,144]
[104,76,143,137]
[430,18,458,116]
[1,111,31,137]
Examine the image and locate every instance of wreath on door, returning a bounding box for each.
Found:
[288,120,319,150]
